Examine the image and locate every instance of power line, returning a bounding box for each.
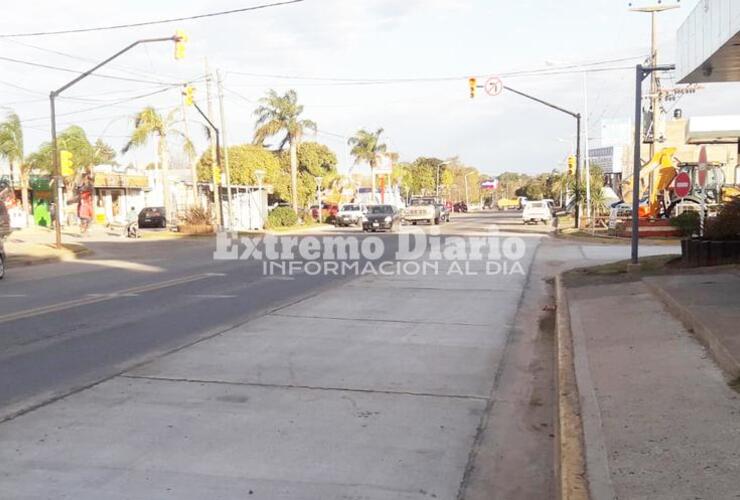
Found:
[0,38,182,84]
[226,55,645,85]
[22,87,173,123]
[0,0,305,38]
[0,55,181,86]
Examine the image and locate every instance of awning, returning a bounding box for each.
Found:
[677,0,740,83]
[686,115,740,144]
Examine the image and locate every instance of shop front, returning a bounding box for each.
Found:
[93,171,149,225]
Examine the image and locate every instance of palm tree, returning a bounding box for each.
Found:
[253,89,317,212]
[0,111,27,221]
[123,107,193,222]
[347,128,387,201]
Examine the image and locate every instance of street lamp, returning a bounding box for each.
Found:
[436,161,450,199]
[631,63,675,265]
[316,176,323,223]
[464,171,475,207]
[255,169,266,229]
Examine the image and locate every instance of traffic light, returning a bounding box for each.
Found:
[469,77,477,99]
[60,150,74,176]
[183,85,195,106]
[567,155,576,176]
[174,29,188,60]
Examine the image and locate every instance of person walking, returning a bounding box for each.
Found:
[77,175,94,236]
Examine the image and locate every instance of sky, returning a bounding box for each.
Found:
[1,0,735,177]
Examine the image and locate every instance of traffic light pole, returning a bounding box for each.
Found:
[49,35,179,248]
[192,102,224,228]
[501,85,582,227]
[630,63,675,264]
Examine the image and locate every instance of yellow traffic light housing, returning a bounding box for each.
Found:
[174,30,188,60]
[183,85,195,106]
[469,77,477,99]
[60,150,74,176]
[567,155,576,176]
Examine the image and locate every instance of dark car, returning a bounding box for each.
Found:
[138,207,167,228]
[362,204,400,232]
[453,202,468,213]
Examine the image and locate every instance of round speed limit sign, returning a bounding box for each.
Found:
[485,77,503,96]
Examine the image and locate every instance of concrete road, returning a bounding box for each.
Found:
[0,212,679,499]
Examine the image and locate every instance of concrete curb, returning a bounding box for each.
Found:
[644,278,740,381]
[555,274,590,500]
[7,245,91,267]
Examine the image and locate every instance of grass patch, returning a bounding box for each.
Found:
[563,254,680,287]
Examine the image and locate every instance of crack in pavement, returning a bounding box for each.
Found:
[121,374,490,401]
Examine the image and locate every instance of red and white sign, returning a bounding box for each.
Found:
[674,171,692,198]
[697,145,708,188]
[485,77,503,96]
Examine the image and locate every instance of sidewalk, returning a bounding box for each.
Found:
[4,227,91,266]
[562,272,740,499]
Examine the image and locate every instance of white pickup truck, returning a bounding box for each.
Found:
[403,197,442,225]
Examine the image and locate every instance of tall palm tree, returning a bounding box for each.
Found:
[253,89,316,212]
[0,111,27,221]
[347,128,387,200]
[123,107,193,221]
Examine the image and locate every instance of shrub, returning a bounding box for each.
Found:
[181,206,212,225]
[669,211,700,237]
[267,206,298,228]
[705,196,740,241]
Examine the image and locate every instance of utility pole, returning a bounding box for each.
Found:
[583,72,591,223]
[216,70,233,230]
[630,2,680,159]
[181,86,199,207]
[205,59,222,228]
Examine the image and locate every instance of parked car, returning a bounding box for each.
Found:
[522,200,552,225]
[335,203,365,227]
[453,201,468,213]
[311,202,339,223]
[362,204,400,232]
[138,207,167,228]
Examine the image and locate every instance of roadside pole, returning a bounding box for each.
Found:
[631,63,675,265]
[205,60,223,228]
[216,70,233,230]
[316,176,323,223]
[181,86,199,207]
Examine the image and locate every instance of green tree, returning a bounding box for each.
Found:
[253,89,317,213]
[93,138,117,165]
[123,107,194,219]
[277,142,338,208]
[198,144,288,200]
[0,111,28,218]
[347,128,387,197]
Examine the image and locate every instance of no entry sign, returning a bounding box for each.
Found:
[674,171,692,198]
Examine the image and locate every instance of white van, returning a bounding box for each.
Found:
[522,200,552,225]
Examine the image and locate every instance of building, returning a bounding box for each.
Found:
[92,165,150,224]
[677,0,740,84]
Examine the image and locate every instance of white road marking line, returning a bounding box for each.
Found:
[0,273,219,324]
[190,294,238,299]
[0,294,28,298]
